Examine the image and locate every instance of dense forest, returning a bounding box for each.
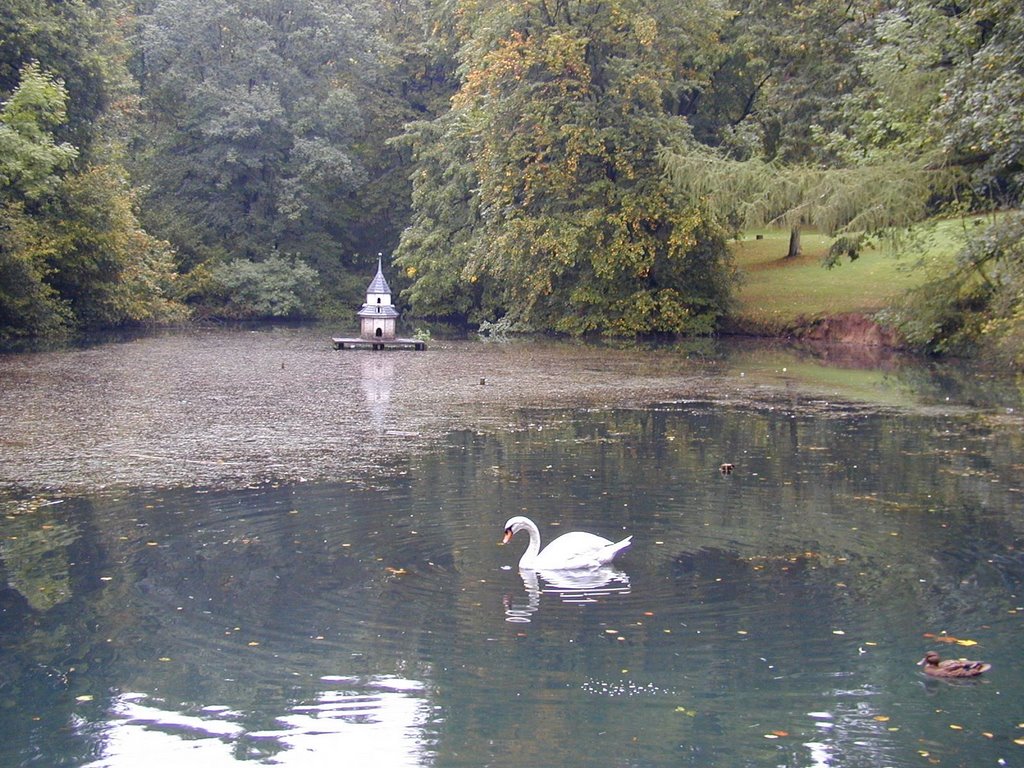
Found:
[1,0,1021,362]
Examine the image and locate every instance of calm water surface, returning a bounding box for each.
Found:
[1,328,1022,767]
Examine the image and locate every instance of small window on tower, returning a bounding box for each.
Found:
[377,297,381,304]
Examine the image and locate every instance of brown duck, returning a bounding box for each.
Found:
[918,650,991,678]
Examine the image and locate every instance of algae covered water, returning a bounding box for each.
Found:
[1,327,1022,766]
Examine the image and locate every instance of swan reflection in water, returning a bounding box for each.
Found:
[504,566,631,623]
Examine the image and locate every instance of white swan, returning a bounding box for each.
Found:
[501,515,632,570]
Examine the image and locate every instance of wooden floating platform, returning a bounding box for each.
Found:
[332,337,427,351]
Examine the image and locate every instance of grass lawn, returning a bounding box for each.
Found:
[729,219,972,330]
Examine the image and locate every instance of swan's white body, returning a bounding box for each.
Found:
[501,516,632,570]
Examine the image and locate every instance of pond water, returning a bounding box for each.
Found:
[1,327,1023,767]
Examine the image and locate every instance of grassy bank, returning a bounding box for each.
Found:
[729,220,970,332]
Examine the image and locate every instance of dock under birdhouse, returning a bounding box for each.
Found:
[332,337,426,350]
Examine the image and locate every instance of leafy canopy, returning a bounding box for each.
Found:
[397,0,736,335]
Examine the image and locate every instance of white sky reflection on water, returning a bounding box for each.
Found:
[83,678,433,767]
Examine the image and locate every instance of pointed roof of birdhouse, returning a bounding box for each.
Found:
[367,257,391,295]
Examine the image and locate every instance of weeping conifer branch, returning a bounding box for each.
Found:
[658,147,952,263]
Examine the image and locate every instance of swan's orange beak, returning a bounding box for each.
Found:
[501,527,513,544]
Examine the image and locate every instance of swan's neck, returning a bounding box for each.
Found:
[519,521,542,568]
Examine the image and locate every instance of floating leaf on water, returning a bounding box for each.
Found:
[949,724,963,730]
[385,567,408,576]
[770,730,789,737]
[956,639,978,647]
[874,715,890,722]
[1014,737,1024,746]
[75,695,94,702]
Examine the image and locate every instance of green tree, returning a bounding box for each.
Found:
[393,112,491,324]
[398,0,736,335]
[933,0,1024,206]
[661,0,958,263]
[0,0,111,158]
[884,0,1024,361]
[0,62,78,200]
[43,165,185,328]
[343,0,459,265]
[134,0,387,301]
[207,254,319,320]
[0,63,79,337]
[0,7,186,340]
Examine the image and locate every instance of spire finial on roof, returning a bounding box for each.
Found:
[366,254,392,295]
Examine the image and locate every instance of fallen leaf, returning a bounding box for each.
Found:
[949,724,963,730]
[75,695,94,702]
[771,730,789,737]
[874,715,890,722]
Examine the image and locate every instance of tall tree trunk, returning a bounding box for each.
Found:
[786,226,802,259]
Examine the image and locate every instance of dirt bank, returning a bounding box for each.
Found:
[792,313,902,347]
[728,312,903,348]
